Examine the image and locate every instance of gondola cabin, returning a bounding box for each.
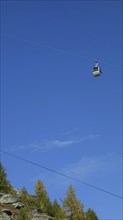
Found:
[92,61,102,77]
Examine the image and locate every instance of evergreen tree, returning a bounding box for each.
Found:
[52,199,67,219]
[63,185,85,220]
[20,187,35,210]
[0,162,13,193]
[85,208,98,220]
[18,208,29,220]
[35,180,45,194]
[34,180,52,215]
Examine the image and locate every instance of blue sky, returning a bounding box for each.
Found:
[1,0,122,219]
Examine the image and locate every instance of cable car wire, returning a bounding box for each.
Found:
[1,149,122,200]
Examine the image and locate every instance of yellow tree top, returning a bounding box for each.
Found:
[34,180,45,193]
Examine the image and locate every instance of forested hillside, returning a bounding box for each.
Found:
[0,162,99,220]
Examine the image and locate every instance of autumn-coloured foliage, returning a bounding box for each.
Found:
[0,162,99,219]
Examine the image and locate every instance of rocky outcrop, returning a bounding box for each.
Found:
[31,213,55,220]
[0,193,68,220]
[0,211,57,220]
[0,194,21,204]
[12,202,24,209]
[31,213,68,220]
[0,212,11,220]
[1,209,12,216]
[0,193,24,220]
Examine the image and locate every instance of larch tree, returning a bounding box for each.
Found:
[85,208,99,220]
[0,162,13,193]
[63,185,85,220]
[34,180,52,215]
[52,199,67,219]
[20,187,35,210]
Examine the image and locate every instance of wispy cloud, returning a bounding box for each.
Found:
[61,128,79,135]
[61,153,121,180]
[5,139,77,152]
[6,133,98,153]
[31,153,122,188]
[32,134,97,152]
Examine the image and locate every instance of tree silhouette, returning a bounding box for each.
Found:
[0,162,13,193]
[63,185,85,220]
[34,180,52,215]
[85,208,98,220]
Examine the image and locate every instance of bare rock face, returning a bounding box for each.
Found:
[0,194,24,219]
[31,213,55,220]
[2,209,12,216]
[0,194,68,220]
[0,212,11,220]
[0,194,21,204]
[12,202,24,209]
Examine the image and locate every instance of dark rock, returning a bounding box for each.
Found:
[2,209,12,216]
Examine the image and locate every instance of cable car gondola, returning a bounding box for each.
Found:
[92,60,102,77]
